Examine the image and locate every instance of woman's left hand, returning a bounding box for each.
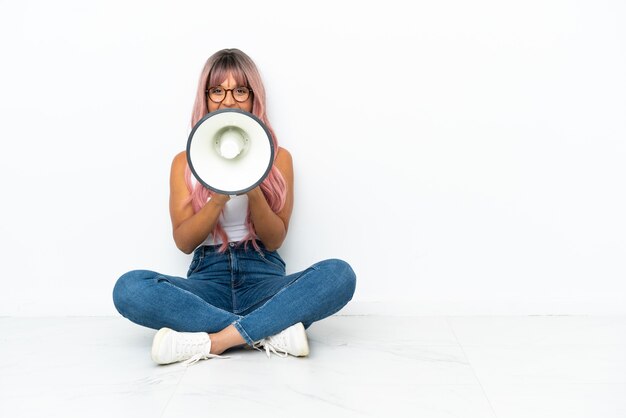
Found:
[245,186,263,200]
[244,148,293,251]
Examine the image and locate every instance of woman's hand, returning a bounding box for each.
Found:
[245,148,294,251]
[169,151,230,254]
[211,193,231,204]
[245,187,263,200]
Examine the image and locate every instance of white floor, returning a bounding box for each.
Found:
[1,315,625,418]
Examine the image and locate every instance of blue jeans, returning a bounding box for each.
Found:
[112,242,356,345]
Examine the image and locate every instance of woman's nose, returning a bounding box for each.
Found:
[221,90,236,106]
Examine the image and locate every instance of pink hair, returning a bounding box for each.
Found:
[185,49,287,252]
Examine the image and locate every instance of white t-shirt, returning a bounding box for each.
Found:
[190,176,250,246]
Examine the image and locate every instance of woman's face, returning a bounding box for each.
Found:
[207,73,253,113]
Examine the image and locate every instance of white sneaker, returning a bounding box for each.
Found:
[151,327,228,365]
[254,322,310,358]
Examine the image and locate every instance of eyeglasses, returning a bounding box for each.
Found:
[205,86,253,103]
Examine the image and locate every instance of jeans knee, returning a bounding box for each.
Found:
[317,259,357,301]
[112,270,148,315]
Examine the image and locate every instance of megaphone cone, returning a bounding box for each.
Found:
[186,109,275,195]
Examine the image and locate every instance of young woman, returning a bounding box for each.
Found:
[112,48,356,365]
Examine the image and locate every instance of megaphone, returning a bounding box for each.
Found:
[186,109,275,195]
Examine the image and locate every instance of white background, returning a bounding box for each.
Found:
[0,0,624,316]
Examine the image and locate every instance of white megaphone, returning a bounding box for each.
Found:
[186,109,275,195]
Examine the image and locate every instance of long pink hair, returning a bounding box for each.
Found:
[185,48,286,252]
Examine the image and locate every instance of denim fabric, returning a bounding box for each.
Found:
[112,242,356,345]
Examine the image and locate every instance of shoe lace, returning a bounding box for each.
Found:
[182,352,228,366]
[253,335,289,359]
[177,337,229,366]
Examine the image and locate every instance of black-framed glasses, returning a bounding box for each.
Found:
[205,86,253,103]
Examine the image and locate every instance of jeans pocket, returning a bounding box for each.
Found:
[187,256,203,277]
[256,249,286,271]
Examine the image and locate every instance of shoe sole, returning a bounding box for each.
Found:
[151,327,172,364]
[291,322,310,357]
